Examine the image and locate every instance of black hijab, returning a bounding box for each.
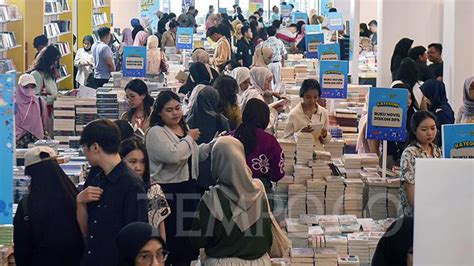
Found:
[420,80,455,121]
[372,217,414,266]
[178,62,212,95]
[390,38,414,78]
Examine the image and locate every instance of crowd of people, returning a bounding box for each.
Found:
[10,4,474,266]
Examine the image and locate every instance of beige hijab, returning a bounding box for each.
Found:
[192,48,211,64]
[202,136,263,232]
[146,35,162,75]
[252,47,273,67]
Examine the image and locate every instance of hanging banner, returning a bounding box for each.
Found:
[176,27,194,50]
[318,43,340,60]
[281,4,292,18]
[292,12,308,23]
[249,0,263,15]
[442,124,474,158]
[0,73,15,225]
[305,33,324,59]
[366,87,409,141]
[141,0,160,32]
[306,24,322,34]
[327,11,344,31]
[122,46,147,77]
[319,60,349,99]
[319,0,334,17]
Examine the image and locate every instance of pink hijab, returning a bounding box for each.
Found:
[122,28,133,46]
[15,81,45,140]
[133,31,149,46]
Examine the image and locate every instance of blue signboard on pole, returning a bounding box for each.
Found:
[318,43,340,60]
[305,33,324,59]
[122,46,147,77]
[319,60,349,99]
[176,27,194,50]
[442,124,474,158]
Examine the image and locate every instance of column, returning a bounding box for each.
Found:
[349,0,360,84]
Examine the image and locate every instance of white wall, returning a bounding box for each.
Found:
[111,0,141,31]
[333,0,351,23]
[360,0,377,24]
[377,0,444,88]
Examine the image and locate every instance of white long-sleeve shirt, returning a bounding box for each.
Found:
[74,48,94,86]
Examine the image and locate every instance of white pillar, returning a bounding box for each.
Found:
[377,0,443,87]
[349,0,360,84]
[442,0,474,113]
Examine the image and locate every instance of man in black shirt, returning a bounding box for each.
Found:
[236,25,255,68]
[77,119,147,266]
[408,46,434,81]
[427,43,443,80]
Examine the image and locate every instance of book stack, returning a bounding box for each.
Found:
[53,96,76,147]
[294,165,312,185]
[306,179,326,214]
[308,226,326,249]
[0,32,17,49]
[313,150,331,162]
[299,214,320,225]
[286,218,309,241]
[288,184,307,218]
[344,179,364,217]
[75,99,97,133]
[357,218,384,232]
[269,258,291,265]
[278,139,296,176]
[324,139,345,159]
[329,127,343,139]
[281,67,295,83]
[343,154,362,169]
[311,160,332,179]
[295,132,314,165]
[324,176,345,215]
[338,215,360,233]
[368,232,384,263]
[335,109,358,133]
[367,178,388,219]
[290,248,314,266]
[96,89,119,119]
[360,153,379,168]
[386,178,400,217]
[318,215,340,235]
[314,248,338,266]
[53,42,71,56]
[0,225,13,246]
[294,64,308,75]
[347,233,370,264]
[51,20,71,33]
[93,12,108,27]
[338,255,360,266]
[325,235,348,257]
[345,168,362,179]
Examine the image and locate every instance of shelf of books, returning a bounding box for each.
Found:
[78,0,111,45]
[1,1,25,75]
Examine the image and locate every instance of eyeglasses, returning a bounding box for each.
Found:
[137,249,169,264]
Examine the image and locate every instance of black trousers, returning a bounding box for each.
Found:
[92,78,109,89]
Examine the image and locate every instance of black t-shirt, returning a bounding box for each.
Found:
[236,38,255,68]
[416,61,435,81]
[428,62,443,79]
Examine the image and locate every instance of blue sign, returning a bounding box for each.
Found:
[122,46,147,77]
[0,73,15,224]
[318,43,340,60]
[292,12,308,23]
[366,87,409,141]
[306,24,322,34]
[281,4,292,18]
[305,33,324,59]
[319,60,349,99]
[218,8,227,14]
[141,0,160,32]
[176,27,194,50]
[319,0,333,17]
[442,124,474,158]
[327,12,344,31]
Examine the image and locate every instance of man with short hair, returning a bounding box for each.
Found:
[427,43,443,80]
[408,46,434,81]
[261,26,287,93]
[207,26,231,71]
[236,25,255,68]
[91,27,115,89]
[33,34,49,58]
[77,119,147,266]
[206,5,214,20]
[369,20,377,45]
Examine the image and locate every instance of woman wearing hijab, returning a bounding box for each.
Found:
[131,18,145,41]
[157,13,170,36]
[394,57,423,109]
[14,146,84,265]
[121,28,133,46]
[179,61,212,95]
[456,76,474,123]
[420,80,455,146]
[74,35,94,87]
[191,48,219,79]
[186,86,230,194]
[205,14,221,30]
[390,38,414,80]
[133,31,149,46]
[252,47,273,68]
[232,67,252,95]
[117,222,168,266]
[190,136,273,265]
[372,217,414,266]
[15,74,49,148]
[146,35,168,77]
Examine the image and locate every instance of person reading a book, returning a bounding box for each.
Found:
[399,111,442,217]
[121,79,154,134]
[77,119,148,266]
[284,79,331,151]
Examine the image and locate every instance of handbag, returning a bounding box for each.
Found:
[253,179,291,258]
[159,51,169,73]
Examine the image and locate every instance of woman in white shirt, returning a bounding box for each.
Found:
[73,35,94,87]
[284,79,332,150]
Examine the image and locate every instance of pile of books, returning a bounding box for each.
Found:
[319,215,341,235]
[366,178,388,219]
[338,255,361,265]
[0,225,13,246]
[96,89,119,119]
[53,42,71,56]
[324,176,345,215]
[0,32,17,49]
[306,179,326,214]
[290,248,314,266]
[347,233,370,264]
[288,184,306,218]
[286,218,309,243]
[53,96,76,147]
[314,248,338,266]
[387,178,400,217]
[343,154,362,169]
[294,165,312,185]
[278,139,296,175]
[325,235,348,257]
[344,179,364,217]
[311,160,332,179]
[357,218,384,233]
[329,127,343,139]
[93,12,108,27]
[75,99,97,133]
[295,132,314,165]
[281,67,295,83]
[335,109,358,133]
[360,153,379,168]
[308,225,324,248]
[324,139,345,159]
